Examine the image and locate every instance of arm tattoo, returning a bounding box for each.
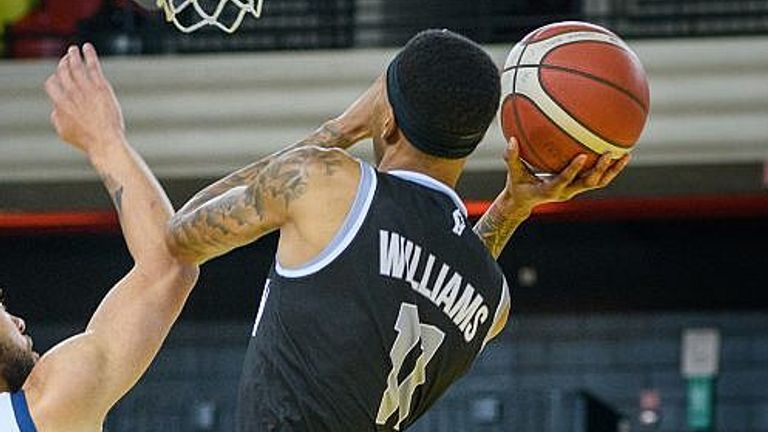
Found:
[473,203,529,259]
[170,147,345,261]
[178,122,350,214]
[101,173,125,215]
[297,121,353,150]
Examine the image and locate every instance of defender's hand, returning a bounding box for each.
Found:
[501,137,631,213]
[44,44,125,156]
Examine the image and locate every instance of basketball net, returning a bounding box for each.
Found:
[155,0,264,33]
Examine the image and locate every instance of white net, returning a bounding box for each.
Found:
[157,0,264,33]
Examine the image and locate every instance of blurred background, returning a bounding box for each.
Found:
[1,0,767,430]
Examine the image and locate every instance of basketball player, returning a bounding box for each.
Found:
[167,29,628,430]
[0,43,199,431]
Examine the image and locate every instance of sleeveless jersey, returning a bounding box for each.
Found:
[237,161,510,432]
[0,391,37,432]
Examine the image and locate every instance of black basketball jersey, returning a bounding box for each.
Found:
[237,161,510,432]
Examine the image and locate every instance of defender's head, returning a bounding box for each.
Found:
[372,29,501,166]
[0,292,38,393]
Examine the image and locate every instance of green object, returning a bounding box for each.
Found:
[0,0,38,55]
[687,376,715,430]
[0,0,36,24]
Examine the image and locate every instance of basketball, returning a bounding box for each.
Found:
[500,21,650,173]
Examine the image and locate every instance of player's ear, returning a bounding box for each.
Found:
[380,105,400,146]
[377,78,401,146]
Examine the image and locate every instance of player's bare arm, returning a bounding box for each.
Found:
[172,76,378,220]
[28,43,199,431]
[169,145,360,265]
[475,138,629,342]
[474,137,631,259]
[166,77,380,264]
[175,122,355,218]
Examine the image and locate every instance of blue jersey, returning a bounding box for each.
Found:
[0,391,37,432]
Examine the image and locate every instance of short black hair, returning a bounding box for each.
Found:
[390,29,501,158]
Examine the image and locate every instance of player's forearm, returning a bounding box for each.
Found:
[169,154,281,264]
[473,191,534,259]
[87,134,176,267]
[168,185,273,264]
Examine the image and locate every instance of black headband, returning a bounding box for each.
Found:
[386,56,486,159]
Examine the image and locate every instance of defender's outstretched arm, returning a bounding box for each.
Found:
[27,44,199,430]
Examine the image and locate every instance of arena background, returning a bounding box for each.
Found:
[1,0,768,430]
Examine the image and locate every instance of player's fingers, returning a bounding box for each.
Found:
[44,74,65,104]
[508,137,520,156]
[56,53,75,91]
[598,154,631,188]
[83,43,106,83]
[50,109,60,130]
[503,137,520,167]
[582,153,613,187]
[550,154,587,190]
[504,137,538,181]
[67,45,88,86]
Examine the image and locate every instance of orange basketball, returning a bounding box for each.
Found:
[500,21,650,173]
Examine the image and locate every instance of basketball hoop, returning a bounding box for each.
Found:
[155,0,264,33]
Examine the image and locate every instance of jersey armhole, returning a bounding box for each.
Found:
[481,277,511,351]
[275,160,378,278]
[9,391,38,432]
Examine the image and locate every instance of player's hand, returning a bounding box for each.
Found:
[44,43,125,157]
[500,137,630,213]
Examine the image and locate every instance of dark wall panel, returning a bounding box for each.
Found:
[0,232,278,324]
[2,218,767,326]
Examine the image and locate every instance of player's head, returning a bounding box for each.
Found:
[372,29,501,166]
[0,293,38,392]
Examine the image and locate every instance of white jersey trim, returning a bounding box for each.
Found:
[0,393,21,432]
[251,279,272,337]
[481,276,511,350]
[275,160,378,278]
[386,170,467,217]
[0,392,35,432]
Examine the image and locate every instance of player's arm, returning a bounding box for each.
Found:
[168,144,356,264]
[26,44,199,429]
[476,138,629,342]
[174,76,378,219]
[166,78,379,264]
[174,121,353,219]
[474,137,630,259]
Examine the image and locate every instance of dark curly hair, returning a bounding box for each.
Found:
[388,29,501,158]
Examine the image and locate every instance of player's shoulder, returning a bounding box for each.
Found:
[283,145,363,188]
[278,145,359,173]
[270,146,367,210]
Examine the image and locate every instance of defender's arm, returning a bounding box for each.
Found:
[27,44,199,429]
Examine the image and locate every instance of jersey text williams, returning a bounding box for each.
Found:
[379,229,489,342]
